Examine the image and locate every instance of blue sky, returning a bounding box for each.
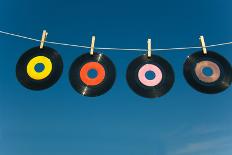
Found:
[0,0,232,155]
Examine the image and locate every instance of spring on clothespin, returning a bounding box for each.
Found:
[199,36,207,55]
[40,30,48,49]
[147,38,152,58]
[90,36,96,55]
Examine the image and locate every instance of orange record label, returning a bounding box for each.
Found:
[80,62,105,86]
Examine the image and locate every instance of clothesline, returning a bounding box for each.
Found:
[1,30,232,52]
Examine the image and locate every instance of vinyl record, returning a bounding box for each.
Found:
[183,51,232,94]
[127,54,175,98]
[16,46,63,90]
[69,52,116,97]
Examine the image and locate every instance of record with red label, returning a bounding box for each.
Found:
[184,51,232,94]
[69,53,116,97]
[16,46,63,90]
[127,54,175,98]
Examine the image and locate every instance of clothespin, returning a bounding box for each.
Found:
[199,35,207,55]
[147,39,152,58]
[90,36,96,55]
[40,30,48,49]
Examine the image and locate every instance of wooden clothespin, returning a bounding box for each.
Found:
[147,38,152,58]
[40,30,48,49]
[199,35,207,55]
[90,36,96,55]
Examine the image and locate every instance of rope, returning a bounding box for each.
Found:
[1,30,232,52]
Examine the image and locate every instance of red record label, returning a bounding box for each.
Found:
[80,62,105,86]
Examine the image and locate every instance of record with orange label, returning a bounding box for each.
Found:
[69,53,116,97]
[127,54,175,98]
[183,51,232,94]
[16,46,63,90]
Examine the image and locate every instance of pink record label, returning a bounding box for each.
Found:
[138,64,163,87]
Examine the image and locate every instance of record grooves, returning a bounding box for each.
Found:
[127,54,175,98]
[183,51,232,94]
[69,53,116,97]
[16,46,63,90]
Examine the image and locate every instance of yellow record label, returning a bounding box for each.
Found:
[27,56,52,80]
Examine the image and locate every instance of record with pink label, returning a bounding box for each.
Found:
[126,54,175,98]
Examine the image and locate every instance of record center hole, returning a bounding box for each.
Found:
[202,67,213,76]
[34,63,45,73]
[88,69,98,79]
[145,71,156,80]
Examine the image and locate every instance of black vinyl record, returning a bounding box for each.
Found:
[69,52,116,97]
[16,46,63,90]
[127,54,175,98]
[183,51,232,94]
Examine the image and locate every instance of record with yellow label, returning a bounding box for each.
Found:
[16,46,63,90]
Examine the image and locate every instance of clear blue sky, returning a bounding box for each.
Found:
[0,0,232,155]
